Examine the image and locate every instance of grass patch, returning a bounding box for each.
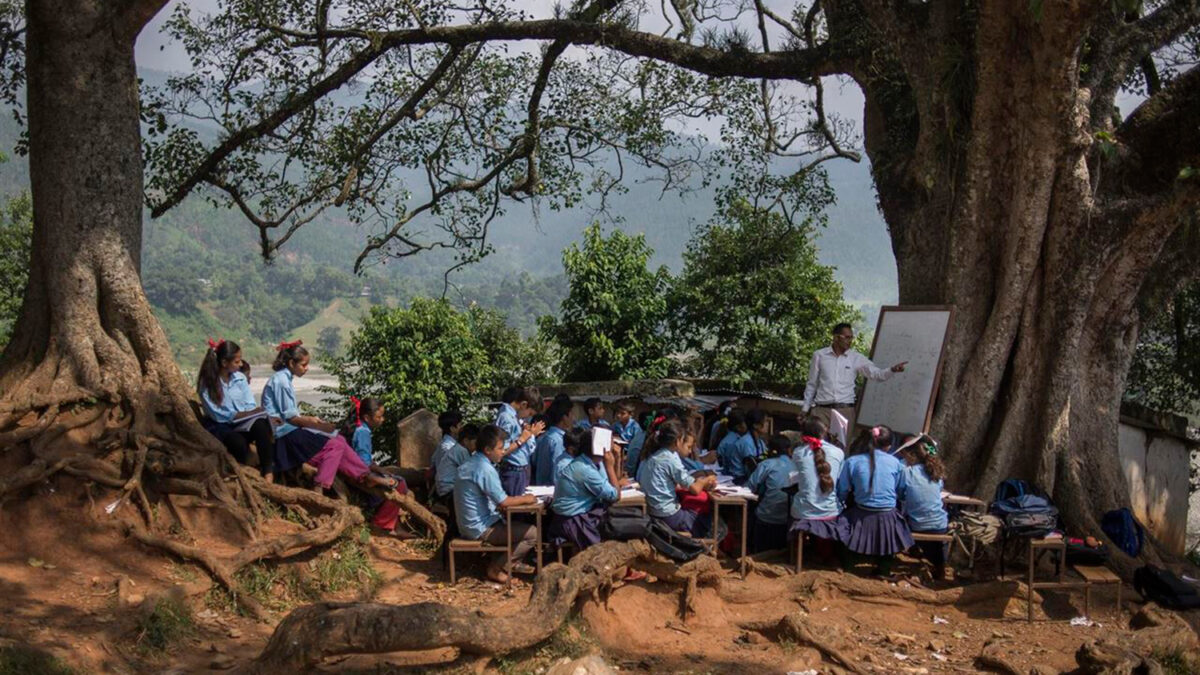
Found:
[493,618,594,675]
[1153,647,1199,675]
[0,646,75,675]
[134,597,196,654]
[211,525,382,616]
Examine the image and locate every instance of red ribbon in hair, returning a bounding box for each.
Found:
[206,337,225,351]
[871,426,883,442]
[350,395,363,427]
[651,415,666,429]
[800,435,823,452]
[277,339,303,351]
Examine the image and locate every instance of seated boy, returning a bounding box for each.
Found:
[574,397,609,431]
[454,423,540,583]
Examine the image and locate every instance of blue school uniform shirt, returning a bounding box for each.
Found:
[790,441,845,520]
[722,433,763,480]
[454,452,507,539]
[637,449,695,518]
[836,450,906,510]
[435,435,470,497]
[200,372,258,423]
[574,418,609,431]
[624,429,647,476]
[614,418,641,444]
[496,403,535,468]
[746,455,793,525]
[350,425,374,466]
[553,455,617,517]
[708,419,723,451]
[681,455,705,472]
[533,426,570,486]
[716,431,743,472]
[262,369,300,438]
[901,464,948,531]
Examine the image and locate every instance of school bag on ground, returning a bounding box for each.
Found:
[602,506,651,541]
[646,520,709,563]
[993,478,1039,504]
[1101,508,1145,558]
[1133,565,1200,610]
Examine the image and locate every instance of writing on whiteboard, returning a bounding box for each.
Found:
[856,307,952,435]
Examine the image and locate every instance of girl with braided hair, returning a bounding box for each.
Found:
[196,339,275,479]
[789,418,848,566]
[836,424,913,576]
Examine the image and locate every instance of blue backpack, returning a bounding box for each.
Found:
[1101,508,1145,558]
[991,480,1059,538]
[993,478,1039,503]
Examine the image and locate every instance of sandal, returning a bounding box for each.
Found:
[510,562,537,575]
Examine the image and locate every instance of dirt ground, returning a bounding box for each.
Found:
[1,476,1196,674]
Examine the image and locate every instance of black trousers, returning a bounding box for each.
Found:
[213,418,275,475]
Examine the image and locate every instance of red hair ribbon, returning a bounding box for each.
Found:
[350,395,362,427]
[206,338,225,351]
[277,339,303,351]
[801,435,823,452]
[651,415,666,428]
[871,426,882,442]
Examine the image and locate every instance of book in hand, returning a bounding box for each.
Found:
[309,427,340,439]
[232,409,268,432]
[591,426,613,457]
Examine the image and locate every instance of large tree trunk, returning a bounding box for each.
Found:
[851,0,1198,568]
[0,0,202,440]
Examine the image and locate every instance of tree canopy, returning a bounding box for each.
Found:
[670,196,858,385]
[539,223,672,381]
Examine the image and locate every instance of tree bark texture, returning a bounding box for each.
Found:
[832,0,1200,565]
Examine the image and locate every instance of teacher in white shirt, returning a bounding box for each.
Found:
[802,323,907,435]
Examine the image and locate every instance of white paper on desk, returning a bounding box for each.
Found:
[232,409,268,432]
[714,486,758,500]
[620,488,645,499]
[715,473,735,486]
[525,485,555,498]
[591,426,613,457]
[830,409,848,446]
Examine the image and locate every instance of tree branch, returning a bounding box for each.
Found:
[1111,64,1200,195]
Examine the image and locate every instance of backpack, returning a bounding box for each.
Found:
[1064,538,1110,566]
[1101,508,1145,558]
[601,506,651,541]
[954,512,1002,546]
[991,493,1059,537]
[993,478,1036,504]
[646,520,709,563]
[1133,565,1200,610]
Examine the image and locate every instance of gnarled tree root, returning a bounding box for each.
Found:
[246,540,722,672]
[740,613,867,674]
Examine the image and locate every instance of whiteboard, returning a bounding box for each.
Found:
[855,306,953,435]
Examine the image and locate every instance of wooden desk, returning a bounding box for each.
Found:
[615,492,647,514]
[1009,537,1087,622]
[711,493,753,578]
[505,501,546,575]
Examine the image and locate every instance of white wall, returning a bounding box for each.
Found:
[1118,421,1192,554]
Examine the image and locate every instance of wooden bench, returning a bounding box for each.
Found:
[912,532,954,543]
[1075,565,1122,618]
[447,538,509,584]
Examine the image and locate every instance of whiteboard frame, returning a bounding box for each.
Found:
[855,304,954,435]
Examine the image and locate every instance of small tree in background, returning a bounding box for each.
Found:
[0,192,31,349]
[539,223,672,381]
[317,325,343,356]
[669,197,859,385]
[322,298,492,459]
[467,305,557,396]
[1125,282,1200,417]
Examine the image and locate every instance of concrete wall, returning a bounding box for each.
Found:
[1118,420,1193,555]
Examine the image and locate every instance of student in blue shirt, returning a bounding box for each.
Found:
[636,420,719,537]
[746,434,795,553]
[625,408,680,476]
[612,400,642,445]
[836,425,913,576]
[900,440,950,580]
[264,341,394,493]
[574,397,609,432]
[708,402,736,453]
[494,386,547,496]
[677,426,706,472]
[533,402,573,486]
[196,339,275,479]
[344,397,385,469]
[728,410,768,484]
[549,427,620,550]
[790,418,849,566]
[432,411,470,506]
[454,424,539,583]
